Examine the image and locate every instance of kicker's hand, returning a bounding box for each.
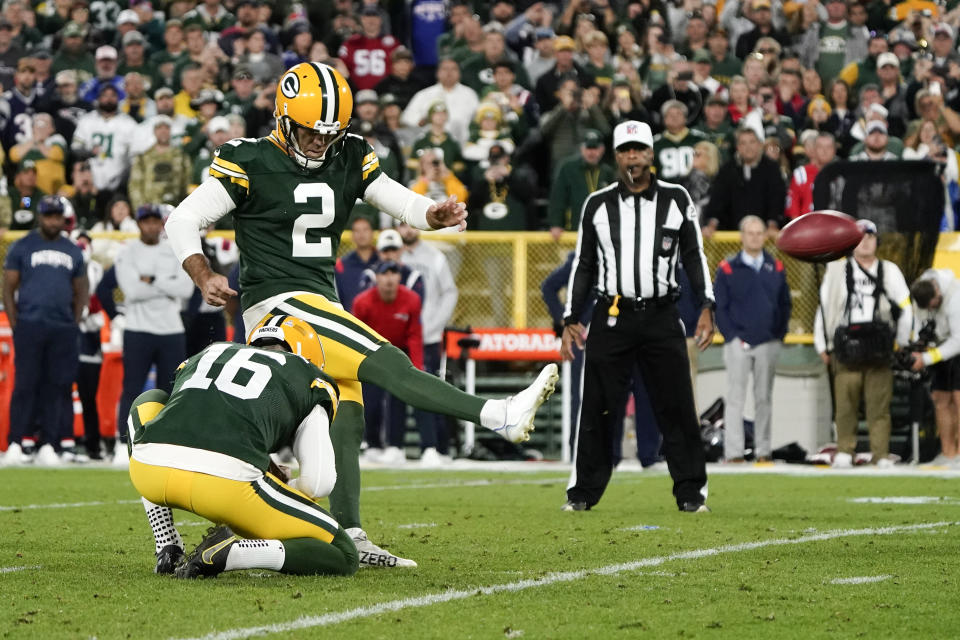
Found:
[197,270,237,307]
[426,195,468,231]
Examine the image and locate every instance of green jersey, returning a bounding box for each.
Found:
[653,128,708,182]
[211,133,383,308]
[136,342,339,472]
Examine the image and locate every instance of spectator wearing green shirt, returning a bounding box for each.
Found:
[697,94,735,163]
[118,31,157,88]
[706,29,741,86]
[797,0,868,87]
[149,19,187,90]
[580,30,615,90]
[548,129,616,240]
[51,21,95,84]
[408,102,466,178]
[461,24,531,95]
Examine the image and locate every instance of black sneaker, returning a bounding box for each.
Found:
[561,500,590,511]
[175,526,238,579]
[679,502,711,513]
[155,545,184,575]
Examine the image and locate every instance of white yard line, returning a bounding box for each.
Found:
[396,523,437,529]
[0,565,41,574]
[0,499,141,512]
[173,521,956,640]
[830,575,894,585]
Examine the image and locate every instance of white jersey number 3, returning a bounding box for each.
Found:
[292,183,336,258]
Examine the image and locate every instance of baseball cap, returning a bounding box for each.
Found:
[877,52,899,69]
[356,89,379,105]
[380,92,398,107]
[581,129,604,149]
[890,29,918,50]
[30,48,53,60]
[207,116,231,134]
[865,120,888,135]
[427,101,448,116]
[692,48,711,63]
[62,21,85,38]
[613,120,653,150]
[122,30,146,46]
[934,23,954,38]
[752,0,772,9]
[706,93,729,106]
[377,229,403,251]
[117,9,139,25]
[96,45,118,60]
[55,70,78,85]
[857,219,878,235]
[375,260,401,274]
[154,87,174,99]
[361,5,381,16]
[191,89,223,109]
[232,64,254,80]
[136,204,164,220]
[535,26,555,39]
[153,115,173,128]
[554,35,576,51]
[17,159,37,173]
[392,46,413,62]
[358,120,375,136]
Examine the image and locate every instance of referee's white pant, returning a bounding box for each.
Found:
[566,301,708,509]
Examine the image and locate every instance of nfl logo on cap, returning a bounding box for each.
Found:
[613,120,654,150]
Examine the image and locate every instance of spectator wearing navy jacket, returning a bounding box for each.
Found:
[335,217,379,312]
[2,196,88,465]
[715,215,791,463]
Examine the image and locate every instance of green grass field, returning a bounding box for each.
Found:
[2,466,959,639]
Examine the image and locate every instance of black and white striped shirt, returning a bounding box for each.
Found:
[563,179,714,323]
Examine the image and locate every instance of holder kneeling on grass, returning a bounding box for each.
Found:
[125,322,358,578]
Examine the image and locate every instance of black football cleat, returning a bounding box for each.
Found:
[561,500,590,511]
[679,501,711,513]
[175,526,238,579]
[154,545,185,575]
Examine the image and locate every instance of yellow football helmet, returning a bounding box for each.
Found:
[274,62,353,170]
[248,315,327,370]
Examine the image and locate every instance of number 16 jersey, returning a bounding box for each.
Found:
[210,133,383,309]
[134,342,339,473]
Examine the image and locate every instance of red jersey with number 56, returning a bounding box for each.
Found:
[339,34,399,91]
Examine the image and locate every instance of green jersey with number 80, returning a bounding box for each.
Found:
[135,342,340,472]
[210,133,382,308]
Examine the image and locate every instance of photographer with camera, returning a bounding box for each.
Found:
[814,220,913,468]
[409,147,468,205]
[909,270,960,465]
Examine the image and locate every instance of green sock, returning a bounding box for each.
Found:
[359,345,485,422]
[328,400,364,529]
[281,529,358,576]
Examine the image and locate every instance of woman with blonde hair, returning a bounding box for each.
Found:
[728,75,753,124]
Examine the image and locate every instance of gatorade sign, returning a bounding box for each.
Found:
[445,328,561,361]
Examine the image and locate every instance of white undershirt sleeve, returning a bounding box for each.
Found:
[362,172,436,231]
[164,179,238,265]
[288,404,336,500]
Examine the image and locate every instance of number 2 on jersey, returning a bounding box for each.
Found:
[292,183,336,258]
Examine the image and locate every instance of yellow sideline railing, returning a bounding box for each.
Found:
[4,230,958,343]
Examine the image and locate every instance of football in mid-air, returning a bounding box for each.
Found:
[776,210,864,262]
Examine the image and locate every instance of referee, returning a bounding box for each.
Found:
[560,120,716,513]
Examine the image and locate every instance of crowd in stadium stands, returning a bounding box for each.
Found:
[4,0,960,464]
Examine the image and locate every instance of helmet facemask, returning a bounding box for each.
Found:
[278,114,348,171]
